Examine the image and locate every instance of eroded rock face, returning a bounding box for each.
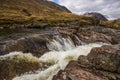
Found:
[53,44,120,80]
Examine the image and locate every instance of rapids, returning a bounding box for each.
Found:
[1,37,108,80]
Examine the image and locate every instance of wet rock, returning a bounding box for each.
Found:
[53,44,120,80]
[0,28,61,57]
[87,44,120,73]
[75,26,120,44]
[0,35,49,57]
[77,29,113,44]
[54,26,120,45]
[55,27,82,46]
[70,35,82,46]
[53,61,106,80]
[0,52,41,80]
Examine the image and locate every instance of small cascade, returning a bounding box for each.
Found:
[73,35,85,45]
[10,37,108,80]
[47,36,75,51]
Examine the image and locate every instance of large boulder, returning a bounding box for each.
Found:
[87,44,120,73]
[53,44,120,80]
[53,61,106,80]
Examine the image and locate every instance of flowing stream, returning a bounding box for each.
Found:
[3,37,108,80]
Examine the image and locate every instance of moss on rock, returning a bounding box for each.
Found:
[0,52,41,80]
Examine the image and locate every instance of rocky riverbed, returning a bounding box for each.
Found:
[52,26,120,80]
[0,25,120,80]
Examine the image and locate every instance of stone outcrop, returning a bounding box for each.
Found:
[87,44,120,73]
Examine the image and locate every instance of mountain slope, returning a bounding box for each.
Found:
[0,0,96,26]
[0,0,72,23]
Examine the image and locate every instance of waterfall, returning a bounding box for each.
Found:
[6,37,108,80]
[47,36,75,51]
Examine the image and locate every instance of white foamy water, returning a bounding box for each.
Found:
[47,36,75,51]
[2,37,108,80]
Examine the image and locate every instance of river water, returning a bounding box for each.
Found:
[1,37,107,80]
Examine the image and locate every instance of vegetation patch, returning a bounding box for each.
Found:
[100,19,120,29]
[0,52,41,80]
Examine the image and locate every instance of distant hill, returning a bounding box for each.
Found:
[84,12,108,21]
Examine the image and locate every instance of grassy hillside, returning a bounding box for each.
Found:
[101,19,120,29]
[0,0,94,25]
